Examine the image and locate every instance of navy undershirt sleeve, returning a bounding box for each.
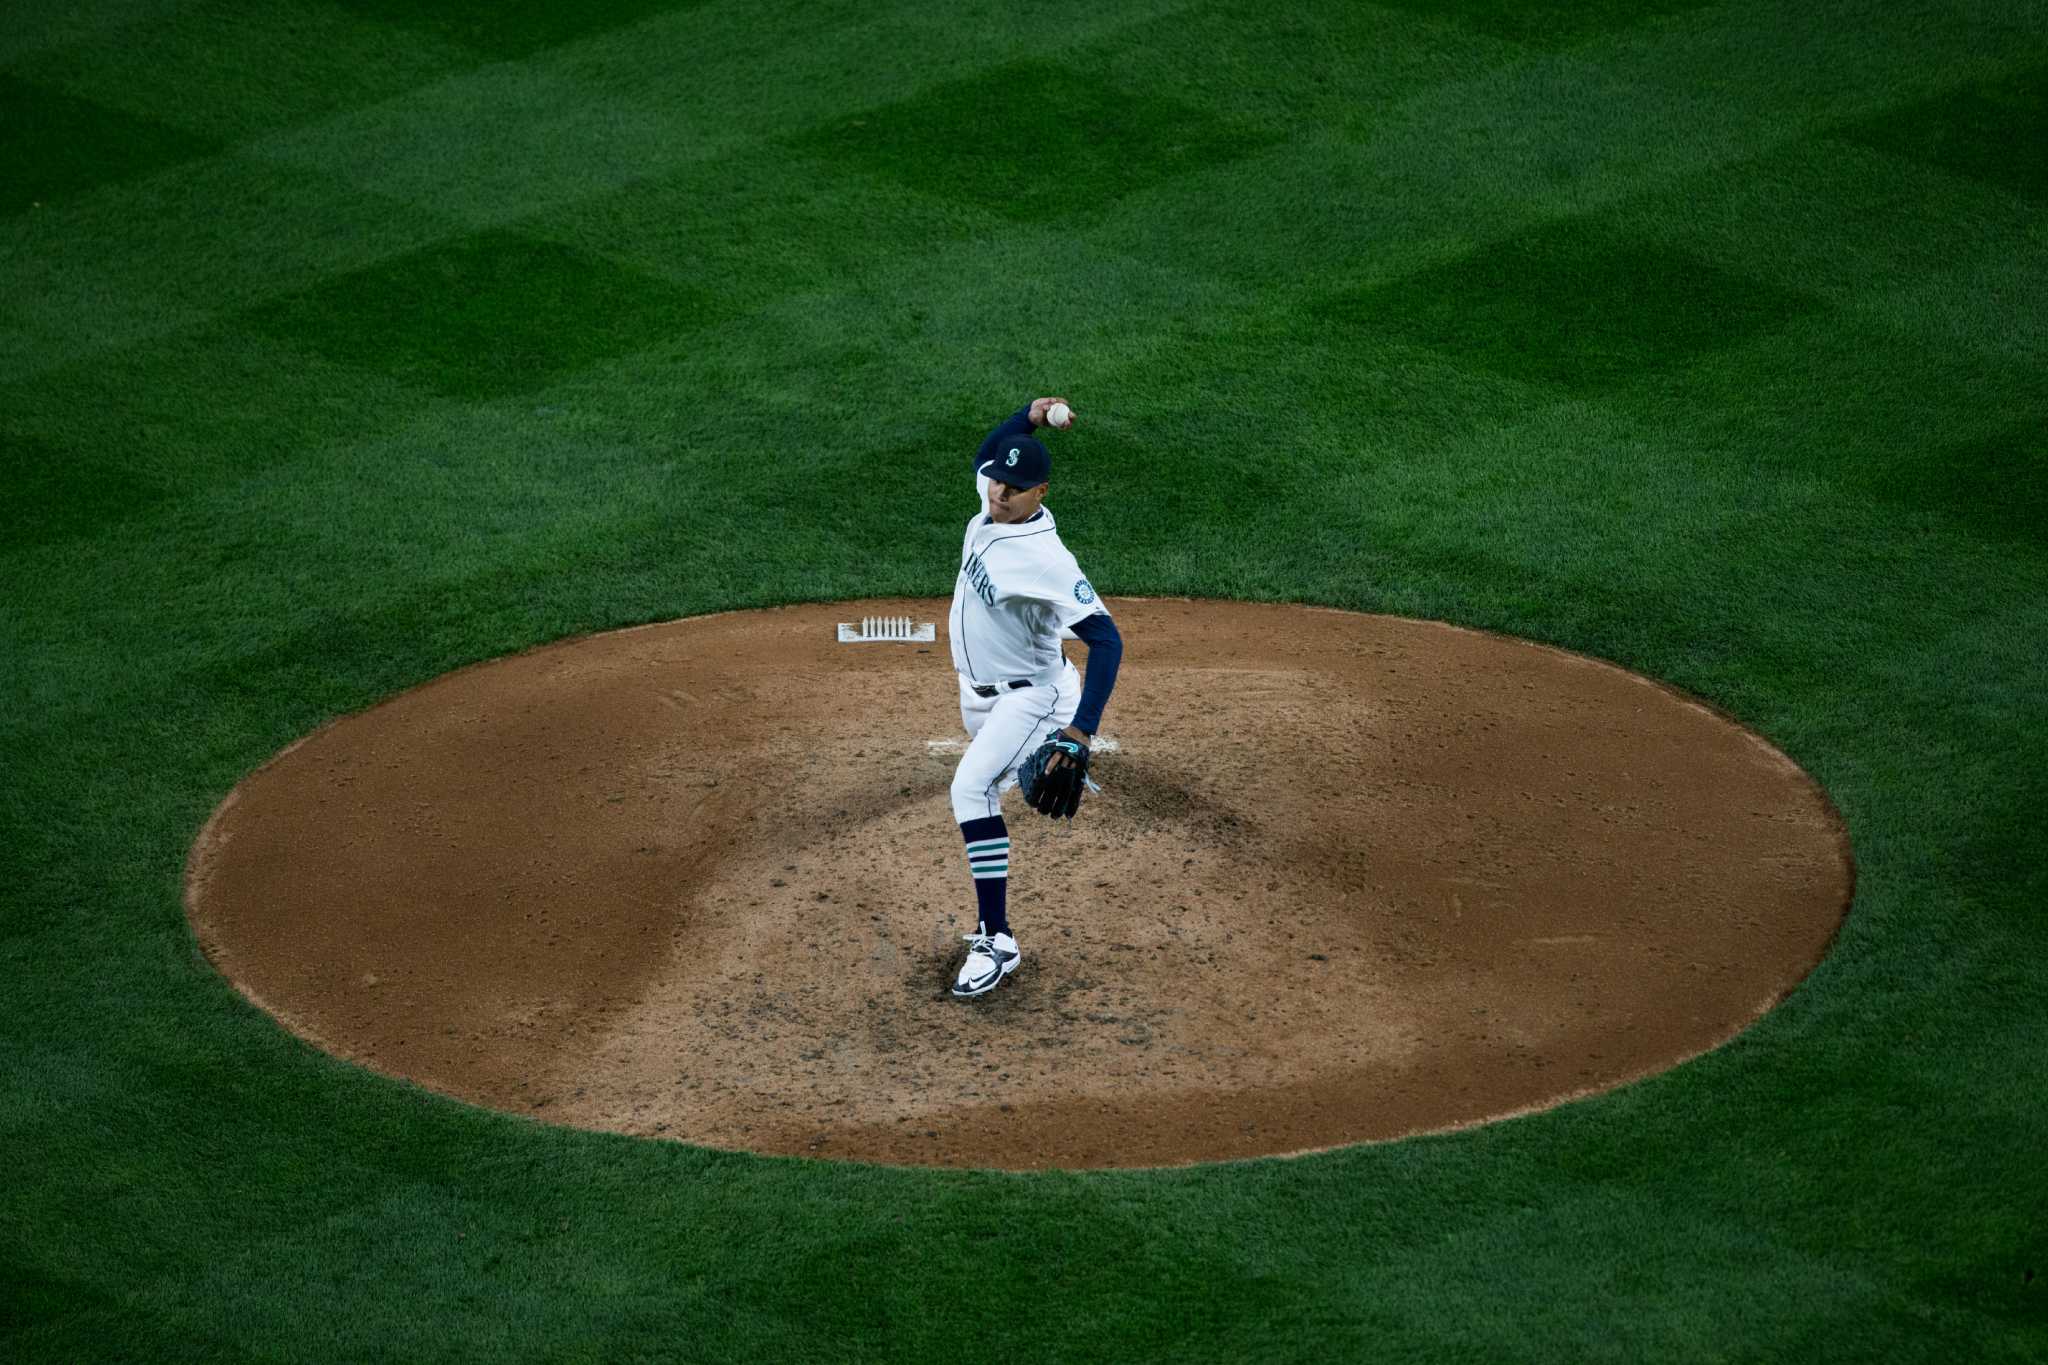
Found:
[1067,611,1122,737]
[975,406,1036,471]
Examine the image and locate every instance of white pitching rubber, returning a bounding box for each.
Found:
[837,616,937,643]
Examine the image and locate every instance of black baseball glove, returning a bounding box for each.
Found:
[1018,730,1090,819]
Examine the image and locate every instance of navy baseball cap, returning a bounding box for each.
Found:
[984,434,1051,488]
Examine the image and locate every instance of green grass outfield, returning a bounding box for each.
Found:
[4,0,2045,1358]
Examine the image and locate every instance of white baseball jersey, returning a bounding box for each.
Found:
[948,471,1107,685]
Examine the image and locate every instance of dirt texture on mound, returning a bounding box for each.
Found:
[186,599,1851,1168]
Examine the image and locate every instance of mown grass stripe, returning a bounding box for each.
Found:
[0,73,220,214]
[1,0,476,141]
[0,1,1207,378]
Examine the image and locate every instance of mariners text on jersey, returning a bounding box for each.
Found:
[949,503,1104,684]
[962,550,997,609]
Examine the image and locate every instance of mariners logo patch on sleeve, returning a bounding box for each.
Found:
[1074,579,1096,604]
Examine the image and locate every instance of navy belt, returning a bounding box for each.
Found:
[970,680,1035,698]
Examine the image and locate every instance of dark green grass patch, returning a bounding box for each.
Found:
[1319,220,1820,393]
[1371,0,1716,48]
[0,157,462,380]
[247,229,731,400]
[1,428,168,551]
[1837,62,2048,201]
[1,324,430,522]
[329,0,689,60]
[1605,130,2041,345]
[0,72,216,213]
[1852,420,2048,550]
[5,1,479,141]
[1065,0,1515,141]
[0,1255,83,1338]
[794,58,1277,223]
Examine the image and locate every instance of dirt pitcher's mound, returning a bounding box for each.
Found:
[186,599,1850,1168]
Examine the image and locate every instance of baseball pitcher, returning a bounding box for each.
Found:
[946,396,1123,997]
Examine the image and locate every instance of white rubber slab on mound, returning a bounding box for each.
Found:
[838,617,935,643]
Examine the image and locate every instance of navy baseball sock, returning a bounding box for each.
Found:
[959,816,1010,937]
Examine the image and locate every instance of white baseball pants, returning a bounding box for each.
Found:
[950,660,1081,823]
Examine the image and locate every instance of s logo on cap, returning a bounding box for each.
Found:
[1006,448,1020,467]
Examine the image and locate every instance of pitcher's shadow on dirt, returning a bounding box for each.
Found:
[800,748,1273,847]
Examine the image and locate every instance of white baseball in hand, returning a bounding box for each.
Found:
[1046,402,1073,429]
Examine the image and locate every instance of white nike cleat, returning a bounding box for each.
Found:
[952,927,1020,998]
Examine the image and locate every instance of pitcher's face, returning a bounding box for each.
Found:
[989,479,1048,524]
